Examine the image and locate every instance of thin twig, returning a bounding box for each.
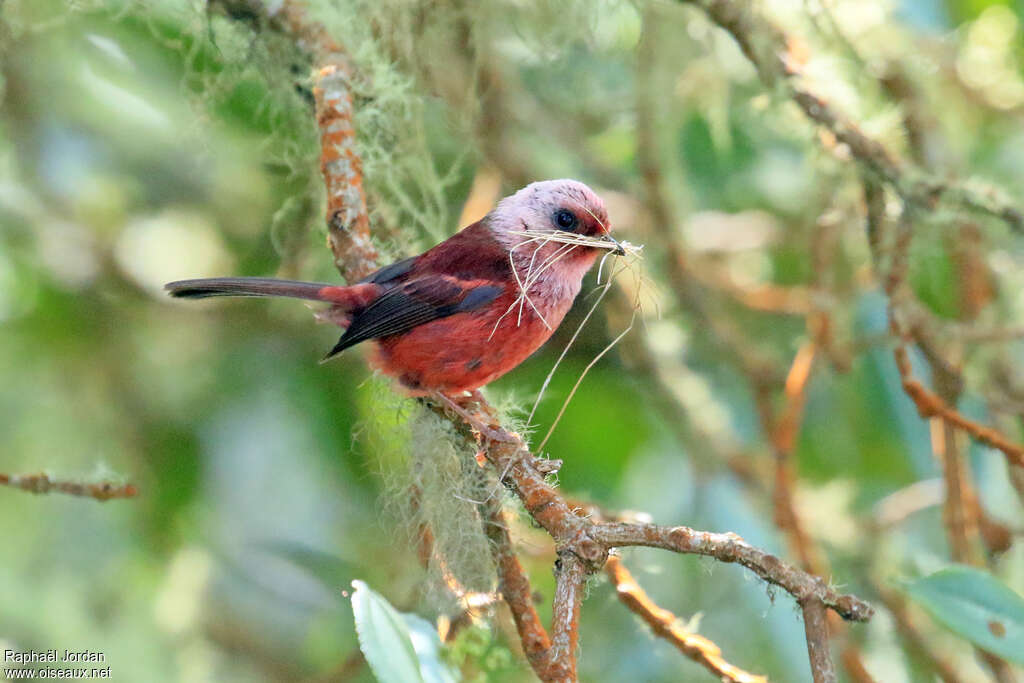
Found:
[481,491,554,677]
[605,555,767,683]
[0,472,138,502]
[800,599,837,683]
[767,342,828,575]
[549,553,587,683]
[590,522,872,622]
[893,345,1024,468]
[753,326,874,682]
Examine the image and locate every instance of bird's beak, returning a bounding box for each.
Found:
[603,234,626,256]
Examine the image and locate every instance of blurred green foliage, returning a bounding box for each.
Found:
[1,0,1023,681]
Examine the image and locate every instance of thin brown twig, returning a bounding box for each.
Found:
[769,343,827,574]
[932,407,986,567]
[549,553,587,683]
[0,472,138,502]
[589,521,872,622]
[753,341,876,682]
[893,345,1024,468]
[687,260,820,316]
[800,600,837,683]
[605,555,767,683]
[481,491,554,676]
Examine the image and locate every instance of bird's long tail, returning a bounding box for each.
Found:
[165,277,334,300]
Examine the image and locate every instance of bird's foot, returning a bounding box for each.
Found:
[434,391,517,444]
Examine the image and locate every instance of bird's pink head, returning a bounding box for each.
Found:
[486,180,617,282]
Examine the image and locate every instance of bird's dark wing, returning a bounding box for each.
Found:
[324,276,502,359]
[358,256,418,285]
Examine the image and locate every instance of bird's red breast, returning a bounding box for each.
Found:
[322,221,598,394]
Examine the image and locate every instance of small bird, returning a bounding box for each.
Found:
[166,179,623,403]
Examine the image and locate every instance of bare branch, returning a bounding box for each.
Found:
[606,555,767,683]
[894,347,1024,467]
[481,493,555,677]
[0,472,138,502]
[590,522,872,622]
[549,553,587,683]
[800,600,837,683]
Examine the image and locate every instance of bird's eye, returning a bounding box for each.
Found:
[553,209,577,231]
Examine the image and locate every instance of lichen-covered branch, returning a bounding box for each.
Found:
[314,64,379,283]
[436,416,873,623]
[679,0,1023,232]
[0,472,138,502]
[212,0,379,283]
[431,400,873,680]
[606,555,767,683]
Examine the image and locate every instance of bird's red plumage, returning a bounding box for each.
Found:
[166,179,612,395]
[327,221,597,393]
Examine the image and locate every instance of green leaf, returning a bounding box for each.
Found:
[403,612,459,683]
[350,580,459,683]
[903,565,1024,663]
[351,580,423,683]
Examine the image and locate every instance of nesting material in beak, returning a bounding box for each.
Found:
[604,235,627,256]
[511,229,643,258]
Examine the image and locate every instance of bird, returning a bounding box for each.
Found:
[166,179,623,410]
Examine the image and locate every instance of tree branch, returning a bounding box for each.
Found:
[0,472,138,502]
[481,491,554,676]
[605,555,767,683]
[590,522,872,622]
[549,553,587,683]
[314,63,379,283]
[800,599,837,683]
